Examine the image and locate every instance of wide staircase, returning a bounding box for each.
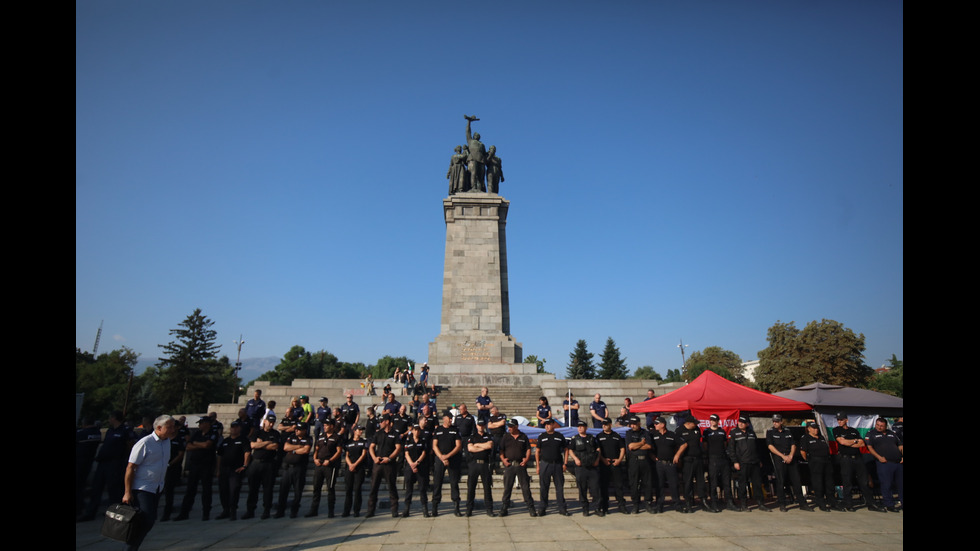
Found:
[435,385,544,422]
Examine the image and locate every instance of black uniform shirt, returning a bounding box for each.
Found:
[372,430,400,461]
[345,438,368,470]
[702,427,729,457]
[433,425,462,456]
[186,428,219,465]
[650,429,680,460]
[536,431,567,463]
[625,428,651,458]
[217,434,250,470]
[315,433,342,463]
[597,431,625,461]
[500,431,531,462]
[865,429,902,462]
[454,413,476,439]
[675,425,703,458]
[403,436,429,463]
[832,426,863,457]
[569,434,599,467]
[283,433,311,465]
[727,427,760,463]
[799,434,831,460]
[765,426,796,455]
[250,429,280,463]
[468,431,493,461]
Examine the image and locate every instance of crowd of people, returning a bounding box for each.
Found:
[77,385,903,547]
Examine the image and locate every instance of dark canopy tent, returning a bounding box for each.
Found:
[773,382,903,417]
[630,370,812,424]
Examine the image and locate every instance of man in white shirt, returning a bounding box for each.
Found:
[123,415,176,551]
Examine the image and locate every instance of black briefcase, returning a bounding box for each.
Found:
[101,503,143,543]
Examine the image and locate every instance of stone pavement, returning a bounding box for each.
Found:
[76,505,902,550]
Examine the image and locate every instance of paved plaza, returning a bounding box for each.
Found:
[76,506,902,551]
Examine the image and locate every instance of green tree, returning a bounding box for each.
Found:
[597,337,629,379]
[76,346,140,421]
[566,339,595,379]
[756,319,873,393]
[683,346,744,382]
[154,308,238,412]
[370,355,415,380]
[524,354,550,374]
[663,368,683,383]
[868,354,903,398]
[631,365,663,381]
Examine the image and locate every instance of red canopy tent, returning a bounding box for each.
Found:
[629,371,812,430]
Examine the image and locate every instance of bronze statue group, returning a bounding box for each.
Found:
[447,115,504,195]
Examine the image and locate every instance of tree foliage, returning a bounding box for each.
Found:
[370,355,415,380]
[663,368,683,383]
[683,346,744,382]
[76,346,140,422]
[598,337,629,379]
[631,365,663,380]
[154,308,238,412]
[868,354,903,398]
[524,354,550,374]
[756,319,873,393]
[566,339,595,379]
[255,345,363,385]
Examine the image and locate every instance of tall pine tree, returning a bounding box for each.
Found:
[598,337,629,379]
[154,308,237,412]
[567,339,595,379]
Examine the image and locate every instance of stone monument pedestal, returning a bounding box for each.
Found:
[428,192,527,382]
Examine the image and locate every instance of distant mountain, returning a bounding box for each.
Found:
[133,356,279,382]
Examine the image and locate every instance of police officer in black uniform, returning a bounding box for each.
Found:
[650,417,685,513]
[342,426,369,517]
[676,415,711,513]
[728,416,771,512]
[216,420,250,520]
[402,423,430,517]
[766,414,812,512]
[159,417,188,522]
[703,414,735,512]
[597,418,627,514]
[625,416,655,514]
[176,416,219,521]
[431,412,464,517]
[465,418,497,517]
[499,419,537,517]
[568,420,602,516]
[307,419,342,517]
[243,414,279,519]
[798,421,841,512]
[276,421,312,518]
[832,412,881,512]
[535,419,572,516]
[366,416,402,518]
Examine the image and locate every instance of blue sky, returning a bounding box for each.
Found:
[76,1,903,381]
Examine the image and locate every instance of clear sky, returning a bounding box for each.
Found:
[76,1,903,381]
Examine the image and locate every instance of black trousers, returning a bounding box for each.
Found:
[180,461,214,515]
[368,462,398,513]
[681,456,708,503]
[574,466,600,509]
[310,462,339,513]
[538,461,568,513]
[627,455,654,506]
[431,458,461,505]
[277,462,308,514]
[403,463,429,509]
[598,462,626,511]
[770,455,807,507]
[218,466,245,513]
[466,460,494,511]
[245,460,277,514]
[707,456,733,502]
[807,458,838,509]
[654,461,681,507]
[501,464,535,510]
[735,462,766,505]
[838,455,875,507]
[343,466,366,515]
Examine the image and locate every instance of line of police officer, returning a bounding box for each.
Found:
[132,406,902,522]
